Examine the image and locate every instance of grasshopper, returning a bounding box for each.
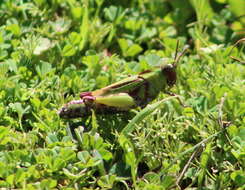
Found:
[58,42,187,119]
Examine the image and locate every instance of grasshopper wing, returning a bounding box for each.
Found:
[92,76,145,96]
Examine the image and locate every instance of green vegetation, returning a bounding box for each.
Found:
[0,0,244,189]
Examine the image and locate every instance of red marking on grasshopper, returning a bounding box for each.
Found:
[80,92,93,99]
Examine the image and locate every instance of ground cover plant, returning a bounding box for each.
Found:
[0,0,244,189]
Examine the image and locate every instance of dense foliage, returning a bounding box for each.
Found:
[0,0,244,189]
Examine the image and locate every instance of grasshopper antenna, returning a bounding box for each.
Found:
[173,41,189,67]
[173,40,180,64]
[229,38,245,65]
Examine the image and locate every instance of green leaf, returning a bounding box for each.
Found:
[33,38,53,55]
[6,24,21,36]
[46,133,59,144]
[77,151,90,163]
[198,143,211,187]
[118,38,128,55]
[118,38,143,57]
[126,44,143,57]
[0,126,9,140]
[118,134,137,185]
[228,0,245,23]
[5,59,17,72]
[230,170,245,187]
[104,6,120,22]
[138,54,162,67]
[0,62,9,75]
[40,179,57,189]
[35,60,53,77]
[0,50,8,60]
[98,148,112,161]
[62,44,76,57]
[98,175,116,189]
[69,32,81,45]
[71,6,83,19]
[161,175,175,189]
[144,172,160,183]
[79,5,89,51]
[50,18,71,35]
[9,102,29,119]
[6,174,14,186]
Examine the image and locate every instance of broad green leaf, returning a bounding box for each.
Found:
[0,62,8,75]
[104,6,122,22]
[50,18,71,34]
[119,134,137,185]
[6,174,14,186]
[126,44,143,57]
[69,32,81,45]
[40,179,57,189]
[71,6,83,19]
[33,38,53,55]
[0,50,8,60]
[6,24,21,36]
[144,172,160,183]
[35,60,53,77]
[228,0,245,23]
[118,38,143,57]
[46,133,59,144]
[98,175,116,189]
[5,59,17,72]
[118,38,128,55]
[9,102,29,119]
[62,44,76,57]
[189,0,214,25]
[138,54,162,67]
[230,170,245,187]
[77,151,90,163]
[161,175,175,189]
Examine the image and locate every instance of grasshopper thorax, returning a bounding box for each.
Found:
[161,64,177,86]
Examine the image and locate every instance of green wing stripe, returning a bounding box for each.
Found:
[92,76,144,96]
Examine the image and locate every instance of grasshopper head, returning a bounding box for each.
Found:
[162,41,188,87]
[162,64,177,86]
